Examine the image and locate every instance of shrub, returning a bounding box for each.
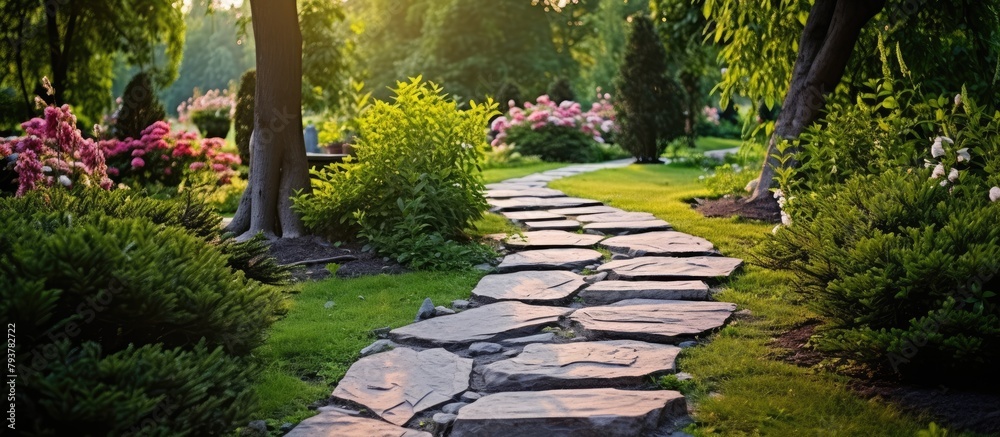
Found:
[490,94,618,163]
[700,162,755,197]
[502,124,600,163]
[614,15,684,163]
[547,77,576,104]
[759,84,1000,382]
[111,72,166,140]
[1,193,286,434]
[178,89,235,139]
[0,104,112,196]
[234,70,256,164]
[293,77,496,270]
[494,81,523,114]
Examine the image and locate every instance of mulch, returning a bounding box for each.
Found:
[693,196,782,223]
[268,236,406,282]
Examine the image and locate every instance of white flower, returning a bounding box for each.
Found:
[957,148,970,162]
[773,189,784,199]
[990,187,1000,202]
[780,211,792,226]
[931,139,946,158]
[772,224,781,235]
[41,166,52,173]
[777,197,787,208]
[948,168,959,182]
[955,94,962,107]
[931,163,946,179]
[58,175,71,187]
[940,180,949,187]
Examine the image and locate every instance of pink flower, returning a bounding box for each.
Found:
[131,157,145,169]
[189,162,206,171]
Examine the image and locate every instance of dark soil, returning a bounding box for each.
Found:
[693,196,781,223]
[772,323,1000,435]
[268,236,406,282]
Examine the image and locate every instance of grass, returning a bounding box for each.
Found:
[550,164,940,436]
[481,162,569,184]
[693,136,742,152]
[250,271,484,429]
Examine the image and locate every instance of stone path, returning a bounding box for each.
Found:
[289,160,742,436]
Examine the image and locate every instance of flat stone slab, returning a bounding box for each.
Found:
[547,205,624,216]
[524,219,581,231]
[390,302,572,347]
[450,388,686,437]
[471,271,587,304]
[485,188,566,199]
[285,406,432,437]
[597,256,743,280]
[332,348,472,426]
[481,340,681,391]
[583,220,672,234]
[497,248,603,273]
[575,212,657,223]
[578,280,710,304]
[601,231,716,256]
[570,299,736,343]
[501,211,565,222]
[489,197,603,212]
[485,182,541,190]
[505,230,603,249]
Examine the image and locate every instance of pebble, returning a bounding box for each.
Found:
[360,339,397,357]
[415,298,435,322]
[434,306,456,316]
[442,402,468,414]
[460,391,482,402]
[452,299,470,310]
[468,342,503,356]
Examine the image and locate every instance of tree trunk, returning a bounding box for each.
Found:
[226,0,310,240]
[749,0,885,201]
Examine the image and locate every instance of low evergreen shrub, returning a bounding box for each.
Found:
[503,125,601,163]
[112,72,166,141]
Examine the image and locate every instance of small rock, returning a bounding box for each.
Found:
[452,299,470,310]
[678,341,698,349]
[415,298,435,322]
[569,301,585,309]
[241,420,267,436]
[585,264,599,270]
[611,253,631,261]
[434,306,456,316]
[583,272,608,284]
[460,392,482,403]
[279,422,294,433]
[360,339,397,357]
[675,372,693,381]
[468,342,503,356]
[442,402,468,414]
[571,269,583,274]
[324,300,335,309]
[474,263,494,272]
[370,326,392,338]
[500,332,556,345]
[432,412,458,435]
[570,336,588,342]
[502,349,519,357]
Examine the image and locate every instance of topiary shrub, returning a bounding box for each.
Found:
[1,192,286,434]
[494,81,523,115]
[614,15,684,163]
[547,77,576,104]
[113,72,166,140]
[234,69,256,164]
[293,77,496,270]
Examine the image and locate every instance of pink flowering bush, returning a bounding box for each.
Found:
[0,104,112,196]
[101,121,241,187]
[488,94,621,163]
[178,89,235,139]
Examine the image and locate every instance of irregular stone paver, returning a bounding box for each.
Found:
[570,299,736,343]
[481,340,681,391]
[524,219,581,231]
[578,280,710,305]
[485,182,541,190]
[501,211,566,222]
[485,188,566,199]
[601,231,716,256]
[471,270,587,304]
[505,230,603,249]
[390,302,572,347]
[450,388,686,437]
[497,248,603,273]
[548,205,624,216]
[597,256,743,280]
[285,406,432,437]
[583,220,672,234]
[331,348,472,426]
[575,211,657,223]
[489,196,603,212]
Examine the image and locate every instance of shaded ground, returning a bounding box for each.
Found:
[693,196,781,223]
[772,323,1000,435]
[268,236,406,281]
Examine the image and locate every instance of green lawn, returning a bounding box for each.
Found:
[693,136,742,152]
[250,271,484,429]
[481,162,569,184]
[550,164,942,436]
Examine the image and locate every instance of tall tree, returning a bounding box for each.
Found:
[706,0,1000,201]
[0,0,184,124]
[226,0,309,240]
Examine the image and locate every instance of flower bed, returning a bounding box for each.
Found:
[489,94,620,163]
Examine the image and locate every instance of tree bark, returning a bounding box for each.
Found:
[226,0,310,240]
[749,0,885,201]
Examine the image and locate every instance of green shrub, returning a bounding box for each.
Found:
[701,163,755,197]
[494,81,523,114]
[1,194,286,434]
[293,77,496,270]
[504,125,601,163]
[113,72,166,140]
[547,77,576,104]
[234,69,256,164]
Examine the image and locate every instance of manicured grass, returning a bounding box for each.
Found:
[468,212,522,238]
[693,136,742,152]
[550,164,939,436]
[482,162,569,184]
[251,271,484,428]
